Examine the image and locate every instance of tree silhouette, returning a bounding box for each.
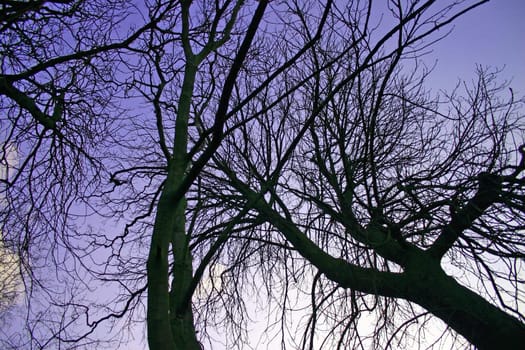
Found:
[1,1,524,349]
[215,61,525,348]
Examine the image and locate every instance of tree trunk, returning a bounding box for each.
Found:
[147,61,200,349]
[405,258,525,349]
[146,182,177,350]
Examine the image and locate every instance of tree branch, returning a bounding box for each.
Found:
[230,174,408,298]
[428,172,502,260]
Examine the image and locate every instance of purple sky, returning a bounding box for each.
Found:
[3,2,522,349]
[124,2,525,349]
[427,0,525,92]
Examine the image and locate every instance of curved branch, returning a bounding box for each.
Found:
[233,177,409,298]
[429,172,502,260]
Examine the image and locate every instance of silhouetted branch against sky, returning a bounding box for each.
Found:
[0,1,524,349]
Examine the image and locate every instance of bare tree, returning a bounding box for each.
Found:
[0,1,160,348]
[3,1,523,350]
[214,8,525,350]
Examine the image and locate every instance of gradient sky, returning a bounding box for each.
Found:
[426,0,525,93]
[227,2,525,348]
[125,1,525,348]
[2,1,523,349]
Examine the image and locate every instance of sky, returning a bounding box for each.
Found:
[425,0,525,93]
[230,1,525,348]
[195,2,525,348]
[1,1,524,349]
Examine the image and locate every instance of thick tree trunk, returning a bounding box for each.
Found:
[146,168,201,350]
[146,183,177,350]
[169,193,201,350]
[404,259,525,349]
[239,180,525,349]
[170,312,201,350]
[147,61,200,350]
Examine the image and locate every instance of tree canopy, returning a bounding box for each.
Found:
[1,1,524,349]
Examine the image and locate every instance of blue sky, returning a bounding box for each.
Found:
[2,1,524,349]
[427,0,525,92]
[91,2,525,349]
